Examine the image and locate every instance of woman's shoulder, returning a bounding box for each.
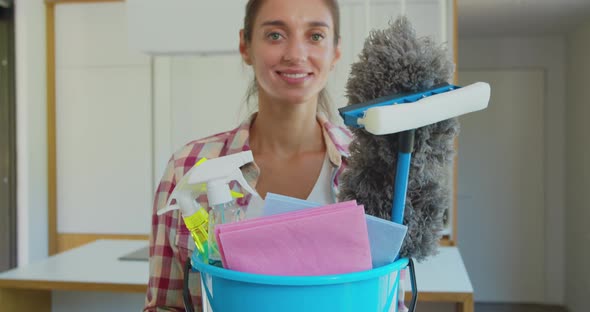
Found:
[171,126,244,164]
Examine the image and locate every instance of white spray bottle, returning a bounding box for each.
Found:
[157,158,211,259]
[187,151,260,266]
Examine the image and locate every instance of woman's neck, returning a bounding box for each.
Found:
[249,94,324,158]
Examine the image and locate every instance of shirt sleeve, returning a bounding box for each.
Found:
[143,156,188,312]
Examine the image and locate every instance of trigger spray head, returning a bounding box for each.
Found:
[187,151,260,206]
[157,158,208,217]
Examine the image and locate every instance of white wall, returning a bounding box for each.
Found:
[14,0,49,266]
[458,69,546,303]
[458,36,566,304]
[565,20,590,312]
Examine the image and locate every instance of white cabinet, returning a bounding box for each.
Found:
[126,0,248,55]
[54,3,152,235]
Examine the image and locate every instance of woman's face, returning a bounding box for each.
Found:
[240,0,341,106]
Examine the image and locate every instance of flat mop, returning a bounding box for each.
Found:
[340,82,490,223]
[338,17,490,261]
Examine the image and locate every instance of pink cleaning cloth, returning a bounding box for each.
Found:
[215,200,358,265]
[216,200,358,236]
[215,202,372,276]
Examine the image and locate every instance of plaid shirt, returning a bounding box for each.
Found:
[144,113,353,311]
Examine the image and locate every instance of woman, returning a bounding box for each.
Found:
[144,0,350,310]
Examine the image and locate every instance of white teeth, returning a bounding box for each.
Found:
[281,72,308,79]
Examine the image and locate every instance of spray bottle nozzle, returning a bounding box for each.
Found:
[187,151,260,206]
[158,158,208,216]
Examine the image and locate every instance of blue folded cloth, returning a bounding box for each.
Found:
[364,214,407,267]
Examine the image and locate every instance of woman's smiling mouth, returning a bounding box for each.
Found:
[277,71,313,83]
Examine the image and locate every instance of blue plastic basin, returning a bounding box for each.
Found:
[191,251,410,312]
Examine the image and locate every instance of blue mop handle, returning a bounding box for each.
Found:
[391,129,415,224]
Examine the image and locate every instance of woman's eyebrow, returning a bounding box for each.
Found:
[260,20,330,29]
[308,21,330,29]
[260,20,286,27]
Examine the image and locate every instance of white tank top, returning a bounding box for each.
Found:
[246,155,334,216]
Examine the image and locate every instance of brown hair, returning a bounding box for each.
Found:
[242,0,341,121]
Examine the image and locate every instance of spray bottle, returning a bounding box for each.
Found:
[157,158,211,260]
[157,157,248,262]
[187,151,260,266]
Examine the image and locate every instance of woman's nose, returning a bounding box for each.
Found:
[282,37,307,64]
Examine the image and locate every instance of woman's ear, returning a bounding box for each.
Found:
[239,29,252,65]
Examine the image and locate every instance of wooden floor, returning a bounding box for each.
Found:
[475,303,568,312]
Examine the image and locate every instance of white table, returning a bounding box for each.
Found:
[406,247,474,312]
[0,240,149,311]
[0,240,473,312]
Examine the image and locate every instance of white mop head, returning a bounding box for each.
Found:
[357,82,490,135]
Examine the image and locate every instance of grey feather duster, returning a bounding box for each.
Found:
[338,17,459,261]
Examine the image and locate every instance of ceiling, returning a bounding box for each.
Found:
[458,0,590,37]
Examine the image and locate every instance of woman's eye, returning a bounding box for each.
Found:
[311,33,324,42]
